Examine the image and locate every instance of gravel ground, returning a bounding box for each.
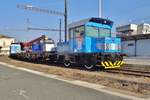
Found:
[0,56,150,97]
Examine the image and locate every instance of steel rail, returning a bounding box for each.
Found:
[106,69,150,77]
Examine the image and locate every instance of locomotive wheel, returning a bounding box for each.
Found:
[64,61,71,67]
[84,65,94,70]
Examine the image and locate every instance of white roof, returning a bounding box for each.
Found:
[68,18,91,29]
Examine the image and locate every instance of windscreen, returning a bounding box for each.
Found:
[86,26,111,38]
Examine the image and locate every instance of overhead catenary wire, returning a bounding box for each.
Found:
[17,0,68,42]
[17,4,65,16]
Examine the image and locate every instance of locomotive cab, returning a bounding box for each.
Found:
[58,18,124,69]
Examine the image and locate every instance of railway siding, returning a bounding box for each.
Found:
[0,56,150,98]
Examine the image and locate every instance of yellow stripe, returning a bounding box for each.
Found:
[101,62,106,67]
[120,61,123,65]
[121,61,124,65]
[117,61,121,66]
[108,61,113,66]
[105,66,120,69]
[114,61,118,66]
[105,61,109,67]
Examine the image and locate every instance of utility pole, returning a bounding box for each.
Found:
[98,0,102,18]
[59,19,62,43]
[64,0,68,42]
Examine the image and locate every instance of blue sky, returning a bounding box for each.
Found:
[0,0,150,42]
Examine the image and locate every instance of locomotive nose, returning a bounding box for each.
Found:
[100,53,124,69]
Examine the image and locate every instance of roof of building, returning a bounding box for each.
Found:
[121,33,150,41]
[116,24,138,33]
[0,34,13,39]
[116,24,137,28]
[68,17,113,29]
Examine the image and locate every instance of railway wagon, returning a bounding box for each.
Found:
[56,17,124,69]
[10,43,21,58]
[10,35,55,62]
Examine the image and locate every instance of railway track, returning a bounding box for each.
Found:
[105,69,150,77]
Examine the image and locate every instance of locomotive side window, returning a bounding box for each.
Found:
[69,29,74,39]
[69,26,84,40]
[86,26,99,38]
[74,26,85,38]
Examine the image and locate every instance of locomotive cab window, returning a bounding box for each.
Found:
[86,26,111,38]
[99,28,111,38]
[86,26,99,38]
[69,26,85,39]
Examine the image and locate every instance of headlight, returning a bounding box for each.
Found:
[105,43,121,51]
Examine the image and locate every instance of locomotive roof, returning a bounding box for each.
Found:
[68,17,113,29]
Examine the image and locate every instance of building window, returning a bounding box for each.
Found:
[3,42,6,46]
[128,43,134,46]
[0,47,2,53]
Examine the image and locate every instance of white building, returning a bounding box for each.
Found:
[137,23,150,34]
[116,23,150,56]
[116,24,137,36]
[0,35,15,55]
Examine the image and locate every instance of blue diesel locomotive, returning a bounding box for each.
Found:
[57,18,123,69]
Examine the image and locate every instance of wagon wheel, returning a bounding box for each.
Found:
[64,61,71,67]
[84,64,94,70]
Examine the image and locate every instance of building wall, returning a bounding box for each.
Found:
[0,38,15,55]
[136,39,150,56]
[122,39,150,56]
[122,40,135,56]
